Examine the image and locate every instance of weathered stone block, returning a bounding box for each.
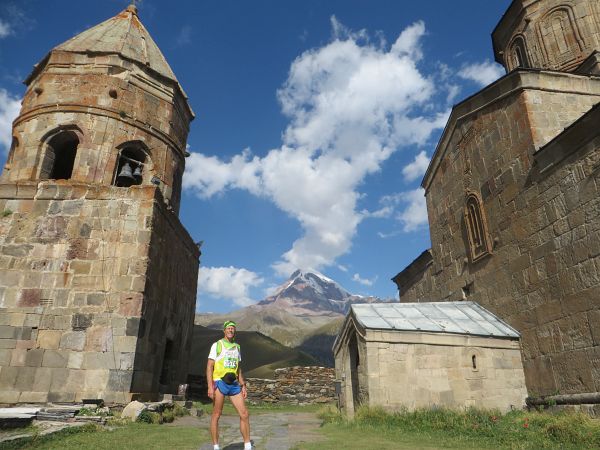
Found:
[0,325,17,339]
[14,366,37,391]
[10,349,27,366]
[0,390,20,403]
[25,348,44,367]
[115,336,138,353]
[37,330,62,349]
[108,369,133,391]
[18,391,49,403]
[0,348,12,365]
[17,288,41,307]
[60,331,86,351]
[72,313,93,330]
[0,338,16,349]
[42,350,69,368]
[32,367,53,392]
[85,326,113,352]
[82,352,117,370]
[67,351,84,369]
[48,391,76,402]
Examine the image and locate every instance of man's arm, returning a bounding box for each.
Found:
[237,367,247,399]
[206,358,215,399]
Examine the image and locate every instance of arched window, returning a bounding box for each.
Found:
[464,193,492,262]
[41,130,79,180]
[114,143,147,187]
[510,37,529,69]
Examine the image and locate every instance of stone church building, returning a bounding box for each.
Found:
[394,0,600,402]
[0,5,199,403]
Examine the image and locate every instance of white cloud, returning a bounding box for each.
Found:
[0,19,11,38]
[198,266,264,307]
[378,188,428,232]
[0,89,21,152]
[458,60,505,86]
[402,150,430,183]
[396,188,428,231]
[184,19,446,276]
[352,273,377,286]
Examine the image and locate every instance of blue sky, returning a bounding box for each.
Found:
[0,0,511,313]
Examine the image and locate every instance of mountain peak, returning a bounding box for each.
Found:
[258,269,379,314]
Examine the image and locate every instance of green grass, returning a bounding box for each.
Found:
[299,406,600,450]
[0,423,207,450]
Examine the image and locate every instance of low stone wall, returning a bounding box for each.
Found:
[246,366,335,404]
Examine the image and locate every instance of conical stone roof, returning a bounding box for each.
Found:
[54,5,178,83]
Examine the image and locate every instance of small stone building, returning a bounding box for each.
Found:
[0,5,199,404]
[333,302,527,416]
[394,0,600,402]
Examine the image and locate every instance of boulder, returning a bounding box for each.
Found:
[121,401,146,421]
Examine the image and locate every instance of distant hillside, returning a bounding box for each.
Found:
[195,270,394,366]
[297,317,345,366]
[189,325,318,378]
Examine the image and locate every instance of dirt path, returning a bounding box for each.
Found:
[189,411,324,449]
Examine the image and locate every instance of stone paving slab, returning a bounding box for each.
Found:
[196,412,323,450]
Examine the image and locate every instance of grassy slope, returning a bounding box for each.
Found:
[296,317,344,366]
[195,310,343,367]
[189,325,318,378]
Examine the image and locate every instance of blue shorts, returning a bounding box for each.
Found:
[215,379,242,396]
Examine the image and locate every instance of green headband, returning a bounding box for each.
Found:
[223,321,237,329]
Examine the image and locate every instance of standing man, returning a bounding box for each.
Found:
[206,320,251,450]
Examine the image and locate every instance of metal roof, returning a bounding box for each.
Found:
[351,302,520,338]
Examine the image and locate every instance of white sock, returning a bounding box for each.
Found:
[213,445,220,450]
[244,443,252,450]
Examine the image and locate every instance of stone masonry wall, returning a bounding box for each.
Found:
[246,367,335,405]
[362,333,527,412]
[401,71,600,397]
[0,182,198,404]
[4,49,191,213]
[494,0,600,73]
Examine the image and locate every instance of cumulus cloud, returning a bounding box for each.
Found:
[352,273,377,286]
[198,266,264,307]
[0,89,21,152]
[396,188,428,231]
[379,188,428,232]
[185,19,446,276]
[402,150,430,183]
[458,60,505,86]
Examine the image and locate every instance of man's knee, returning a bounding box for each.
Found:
[212,409,222,420]
[239,409,249,421]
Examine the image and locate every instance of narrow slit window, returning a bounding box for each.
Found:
[464,193,492,262]
[472,355,477,369]
[510,37,529,69]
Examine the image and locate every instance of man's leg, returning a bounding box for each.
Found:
[229,392,250,445]
[211,387,225,447]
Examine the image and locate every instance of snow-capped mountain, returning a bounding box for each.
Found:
[195,270,391,362]
[258,269,380,314]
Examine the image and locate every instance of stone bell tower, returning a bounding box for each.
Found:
[0,5,199,403]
